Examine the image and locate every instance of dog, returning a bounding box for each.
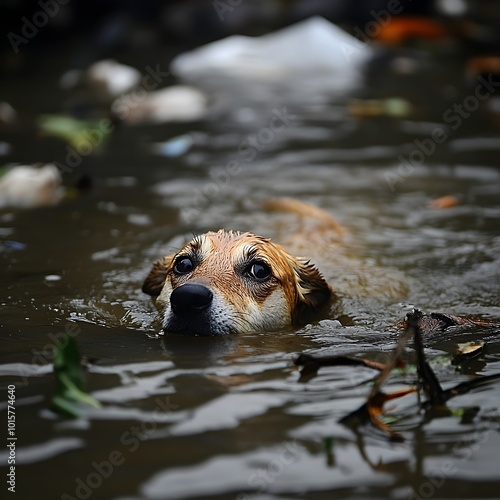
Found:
[142,199,491,335]
[142,228,332,335]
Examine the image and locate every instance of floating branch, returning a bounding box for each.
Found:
[294,353,387,379]
[298,309,500,440]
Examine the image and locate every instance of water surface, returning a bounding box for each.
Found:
[1,54,500,500]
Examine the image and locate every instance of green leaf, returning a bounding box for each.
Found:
[323,436,335,467]
[53,335,84,390]
[392,364,417,375]
[38,114,109,151]
[324,436,334,451]
[51,394,82,418]
[379,414,400,425]
[58,373,101,408]
[51,336,101,418]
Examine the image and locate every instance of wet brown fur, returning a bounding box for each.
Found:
[143,198,492,334]
[143,229,331,330]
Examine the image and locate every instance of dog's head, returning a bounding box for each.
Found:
[142,230,331,335]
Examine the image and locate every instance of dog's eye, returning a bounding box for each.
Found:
[247,261,272,282]
[174,257,194,275]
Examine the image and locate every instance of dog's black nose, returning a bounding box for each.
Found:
[170,283,213,317]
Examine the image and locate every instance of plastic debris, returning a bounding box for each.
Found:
[0,164,63,209]
[150,134,194,157]
[45,274,62,282]
[114,85,208,124]
[0,240,27,252]
[171,16,371,96]
[60,59,141,99]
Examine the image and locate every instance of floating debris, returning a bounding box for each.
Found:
[45,275,62,282]
[171,16,370,96]
[51,336,101,418]
[373,17,450,45]
[150,134,194,157]
[86,59,141,98]
[0,164,63,209]
[0,240,26,252]
[452,341,486,366]
[60,59,141,100]
[38,115,111,151]
[114,85,208,124]
[428,195,460,209]
[348,97,412,118]
[295,309,500,440]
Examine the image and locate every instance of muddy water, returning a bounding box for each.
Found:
[2,60,500,500]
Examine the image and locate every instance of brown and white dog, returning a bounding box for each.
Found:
[143,199,492,335]
[142,229,331,335]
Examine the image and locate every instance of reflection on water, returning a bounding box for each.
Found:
[2,47,500,500]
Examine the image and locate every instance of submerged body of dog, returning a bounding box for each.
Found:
[143,199,488,335]
[143,199,413,335]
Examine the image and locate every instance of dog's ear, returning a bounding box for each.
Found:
[142,255,174,296]
[291,257,332,323]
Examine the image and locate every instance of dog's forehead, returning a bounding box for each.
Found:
[181,230,279,263]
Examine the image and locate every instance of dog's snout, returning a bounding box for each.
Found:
[170,283,213,316]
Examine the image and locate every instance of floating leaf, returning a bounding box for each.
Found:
[38,114,110,152]
[51,336,101,418]
[452,342,485,366]
[428,195,460,209]
[348,97,412,118]
[324,436,335,467]
[367,388,416,439]
[392,363,417,376]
